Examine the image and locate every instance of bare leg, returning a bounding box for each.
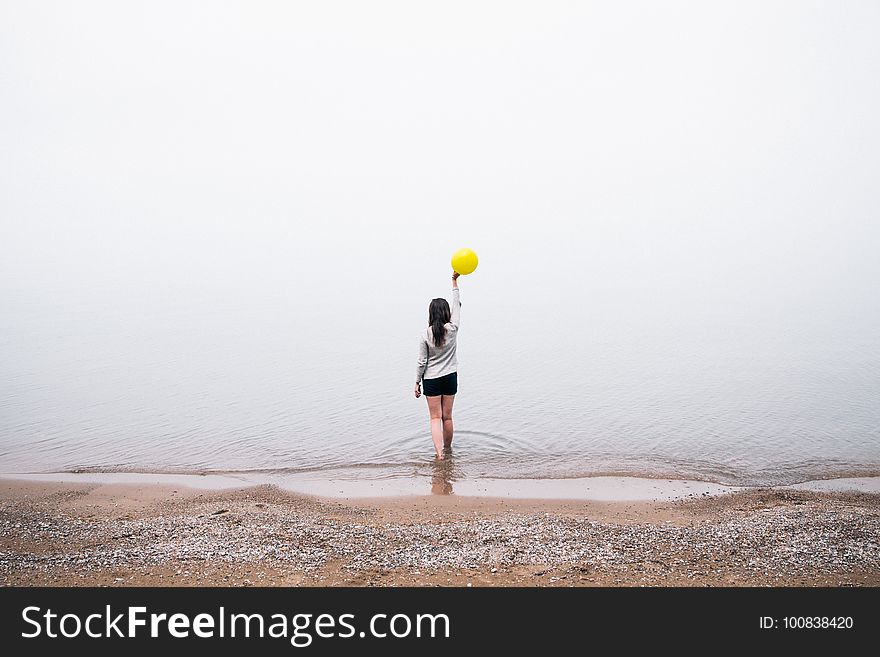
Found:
[441,394,455,449]
[426,396,444,459]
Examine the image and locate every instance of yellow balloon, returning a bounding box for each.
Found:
[451,248,479,275]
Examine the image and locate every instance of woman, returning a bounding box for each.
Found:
[414,270,461,459]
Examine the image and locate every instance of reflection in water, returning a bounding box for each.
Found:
[431,451,456,495]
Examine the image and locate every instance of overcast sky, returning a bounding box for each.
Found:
[2,1,879,335]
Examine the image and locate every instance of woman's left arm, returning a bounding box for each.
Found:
[414,337,428,398]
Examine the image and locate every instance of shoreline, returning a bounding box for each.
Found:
[1,477,878,587]
[2,471,879,501]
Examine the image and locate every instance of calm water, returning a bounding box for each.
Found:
[2,273,878,487]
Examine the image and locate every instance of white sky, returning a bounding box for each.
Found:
[2,1,879,331]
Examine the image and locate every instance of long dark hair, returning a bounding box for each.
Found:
[428,298,451,347]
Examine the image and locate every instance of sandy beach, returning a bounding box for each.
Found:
[1,477,878,587]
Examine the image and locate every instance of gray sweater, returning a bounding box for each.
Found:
[416,287,461,384]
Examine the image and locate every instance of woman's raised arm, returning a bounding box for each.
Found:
[450,271,461,328]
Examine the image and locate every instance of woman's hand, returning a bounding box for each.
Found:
[414,382,422,398]
[452,271,460,281]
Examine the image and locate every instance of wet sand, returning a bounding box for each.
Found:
[1,476,879,587]
[7,470,880,499]
[0,471,746,500]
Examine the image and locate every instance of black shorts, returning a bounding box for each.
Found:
[422,371,458,397]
